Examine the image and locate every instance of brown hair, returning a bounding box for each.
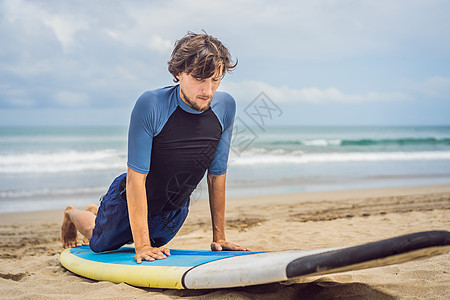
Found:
[168,32,237,83]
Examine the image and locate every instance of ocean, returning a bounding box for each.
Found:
[1,126,450,213]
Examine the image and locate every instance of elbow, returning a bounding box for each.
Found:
[126,167,147,190]
[207,172,226,185]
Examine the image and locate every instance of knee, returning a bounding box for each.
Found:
[89,237,104,253]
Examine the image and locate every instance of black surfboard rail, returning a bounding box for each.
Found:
[286,230,450,278]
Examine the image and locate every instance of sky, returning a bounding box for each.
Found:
[1,0,450,126]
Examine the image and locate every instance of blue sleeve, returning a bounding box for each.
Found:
[127,92,157,174]
[208,93,236,175]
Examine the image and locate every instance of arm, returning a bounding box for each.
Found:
[207,173,250,251]
[126,167,170,263]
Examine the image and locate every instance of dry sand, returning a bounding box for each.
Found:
[0,184,449,299]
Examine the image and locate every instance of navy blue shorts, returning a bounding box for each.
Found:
[90,173,189,253]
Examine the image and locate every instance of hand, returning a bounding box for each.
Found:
[211,240,251,251]
[134,245,171,264]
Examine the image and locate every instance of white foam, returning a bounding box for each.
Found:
[301,139,341,146]
[0,135,124,143]
[0,150,125,174]
[3,148,450,175]
[229,150,450,165]
[0,186,106,199]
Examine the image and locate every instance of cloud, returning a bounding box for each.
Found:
[0,0,173,109]
[0,0,448,128]
[148,35,173,55]
[221,80,413,103]
[53,91,90,108]
[414,77,450,99]
[0,88,35,108]
[2,0,89,52]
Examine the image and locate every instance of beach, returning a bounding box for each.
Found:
[1,184,449,299]
[2,1,450,298]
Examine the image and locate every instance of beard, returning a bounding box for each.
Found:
[180,88,211,112]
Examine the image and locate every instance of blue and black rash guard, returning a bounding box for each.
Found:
[127,85,236,214]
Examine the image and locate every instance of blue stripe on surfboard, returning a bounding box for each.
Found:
[70,246,266,267]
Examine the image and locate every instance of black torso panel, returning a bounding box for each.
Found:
[146,106,222,214]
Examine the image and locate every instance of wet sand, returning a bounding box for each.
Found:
[0,184,449,299]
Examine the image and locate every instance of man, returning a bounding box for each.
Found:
[61,32,249,264]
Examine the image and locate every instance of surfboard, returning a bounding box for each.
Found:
[60,230,450,289]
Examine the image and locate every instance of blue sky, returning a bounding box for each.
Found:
[1,0,449,126]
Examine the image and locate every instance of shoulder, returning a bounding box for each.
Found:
[210,91,236,117]
[210,91,236,129]
[135,86,177,111]
[211,91,236,109]
[131,86,178,133]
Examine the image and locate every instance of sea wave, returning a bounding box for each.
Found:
[341,137,450,146]
[2,148,450,175]
[0,135,125,143]
[0,150,125,174]
[0,186,107,199]
[229,150,450,165]
[268,137,450,147]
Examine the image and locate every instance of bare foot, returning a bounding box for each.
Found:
[82,204,98,245]
[85,204,98,216]
[61,206,82,248]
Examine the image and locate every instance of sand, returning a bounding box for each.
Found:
[0,184,449,299]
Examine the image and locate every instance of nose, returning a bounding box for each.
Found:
[200,79,214,96]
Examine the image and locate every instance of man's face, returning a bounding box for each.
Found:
[177,70,222,112]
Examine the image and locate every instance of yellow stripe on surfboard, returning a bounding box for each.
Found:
[59,248,190,289]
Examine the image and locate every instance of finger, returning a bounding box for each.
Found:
[146,250,166,260]
[231,244,244,250]
[154,251,166,259]
[225,243,250,251]
[218,243,235,251]
[144,255,155,261]
[236,246,252,251]
[211,242,222,251]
